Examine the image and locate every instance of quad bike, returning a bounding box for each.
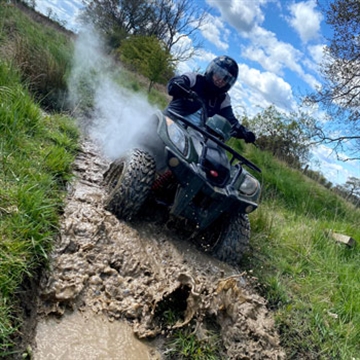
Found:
[103,85,261,265]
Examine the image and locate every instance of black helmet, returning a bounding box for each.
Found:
[205,55,238,93]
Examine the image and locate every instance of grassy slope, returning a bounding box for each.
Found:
[243,145,360,359]
[1,3,359,359]
[0,4,79,356]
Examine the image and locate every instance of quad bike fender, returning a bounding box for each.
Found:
[136,111,168,171]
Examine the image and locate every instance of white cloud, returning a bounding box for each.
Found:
[235,63,295,111]
[310,145,355,185]
[303,44,325,74]
[287,0,323,43]
[200,14,229,51]
[206,0,267,33]
[307,44,325,64]
[301,46,324,77]
[243,26,320,89]
[243,26,302,74]
[35,0,83,32]
[205,0,322,90]
[301,72,320,89]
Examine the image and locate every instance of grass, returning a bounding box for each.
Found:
[0,35,79,357]
[244,145,360,358]
[0,3,73,110]
[165,327,223,360]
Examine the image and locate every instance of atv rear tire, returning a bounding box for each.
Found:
[104,149,156,220]
[206,213,250,266]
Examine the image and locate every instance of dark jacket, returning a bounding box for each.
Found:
[164,72,239,128]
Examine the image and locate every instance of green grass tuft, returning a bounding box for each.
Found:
[165,327,223,360]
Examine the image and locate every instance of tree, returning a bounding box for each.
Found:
[81,0,208,61]
[119,35,175,92]
[245,106,316,169]
[150,0,208,62]
[344,176,360,200]
[334,177,360,207]
[306,0,360,159]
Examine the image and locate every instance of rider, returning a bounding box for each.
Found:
[164,55,256,143]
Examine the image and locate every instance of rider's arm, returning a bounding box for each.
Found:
[167,73,197,97]
[219,96,256,143]
[218,94,239,128]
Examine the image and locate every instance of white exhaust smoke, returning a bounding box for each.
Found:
[67,26,159,160]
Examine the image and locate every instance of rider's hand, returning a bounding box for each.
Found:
[188,90,200,101]
[231,123,245,138]
[170,81,191,98]
[243,130,256,143]
[231,123,256,143]
[172,81,200,101]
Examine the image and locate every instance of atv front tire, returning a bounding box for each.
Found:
[205,213,250,266]
[104,149,156,220]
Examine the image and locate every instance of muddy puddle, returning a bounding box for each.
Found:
[35,310,160,359]
[33,138,285,359]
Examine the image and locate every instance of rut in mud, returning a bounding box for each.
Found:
[34,138,285,359]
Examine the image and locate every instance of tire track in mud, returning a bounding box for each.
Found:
[35,138,285,359]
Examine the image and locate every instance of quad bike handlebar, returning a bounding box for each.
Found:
[173,82,208,127]
[169,83,261,174]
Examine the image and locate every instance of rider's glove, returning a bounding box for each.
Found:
[243,130,256,143]
[231,123,256,143]
[174,84,199,102]
[188,90,200,101]
[169,79,190,97]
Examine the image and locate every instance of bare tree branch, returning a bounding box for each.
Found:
[304,1,360,160]
[81,0,209,61]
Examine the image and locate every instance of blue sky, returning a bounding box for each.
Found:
[35,0,360,185]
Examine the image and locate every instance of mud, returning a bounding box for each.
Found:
[35,310,159,359]
[34,138,285,359]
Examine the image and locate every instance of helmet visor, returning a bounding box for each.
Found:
[209,63,236,88]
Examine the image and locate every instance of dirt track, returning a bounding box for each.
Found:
[32,138,285,359]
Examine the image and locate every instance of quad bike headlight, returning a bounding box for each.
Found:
[166,117,187,154]
[239,174,259,195]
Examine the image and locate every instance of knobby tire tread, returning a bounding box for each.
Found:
[104,149,156,220]
[212,213,250,266]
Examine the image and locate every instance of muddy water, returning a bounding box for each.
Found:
[33,138,285,359]
[35,310,159,359]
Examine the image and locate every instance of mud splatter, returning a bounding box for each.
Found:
[35,138,285,359]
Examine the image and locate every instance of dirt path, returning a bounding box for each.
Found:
[31,137,285,359]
